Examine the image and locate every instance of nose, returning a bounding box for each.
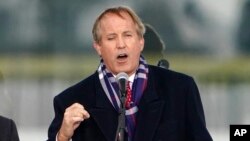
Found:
[116,36,126,49]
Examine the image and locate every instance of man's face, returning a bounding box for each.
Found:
[94,12,144,76]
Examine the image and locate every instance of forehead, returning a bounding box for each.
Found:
[100,12,135,29]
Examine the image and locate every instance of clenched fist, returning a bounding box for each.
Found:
[57,103,90,141]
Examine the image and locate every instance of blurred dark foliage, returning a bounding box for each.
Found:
[238,0,250,54]
[143,24,165,57]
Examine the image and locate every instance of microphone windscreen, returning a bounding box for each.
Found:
[115,72,129,94]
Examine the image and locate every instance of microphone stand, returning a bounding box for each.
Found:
[115,89,126,141]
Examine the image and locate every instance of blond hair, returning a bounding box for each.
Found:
[92,6,145,43]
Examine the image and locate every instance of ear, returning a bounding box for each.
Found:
[139,38,145,52]
[93,42,102,56]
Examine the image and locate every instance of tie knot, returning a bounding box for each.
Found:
[126,81,131,88]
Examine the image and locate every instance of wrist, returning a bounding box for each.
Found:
[57,130,70,141]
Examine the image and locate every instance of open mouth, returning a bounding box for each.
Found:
[117,53,128,60]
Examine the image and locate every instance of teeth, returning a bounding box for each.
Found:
[117,53,127,58]
[119,54,126,57]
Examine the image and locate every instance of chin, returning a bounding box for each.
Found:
[114,65,134,74]
[115,68,129,74]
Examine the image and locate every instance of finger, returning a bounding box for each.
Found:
[73,109,90,119]
[71,103,85,110]
[72,116,84,122]
[82,110,90,119]
[72,119,82,130]
[65,104,84,114]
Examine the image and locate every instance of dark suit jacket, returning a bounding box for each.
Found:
[48,65,213,141]
[0,116,19,141]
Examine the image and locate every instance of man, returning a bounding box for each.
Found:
[0,115,20,141]
[0,72,19,141]
[47,6,212,141]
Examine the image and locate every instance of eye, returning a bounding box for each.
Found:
[125,34,132,37]
[106,33,117,41]
[107,37,115,40]
[107,35,116,41]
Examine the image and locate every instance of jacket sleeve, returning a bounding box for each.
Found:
[186,78,213,141]
[10,119,20,141]
[47,96,64,141]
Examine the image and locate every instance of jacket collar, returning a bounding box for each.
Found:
[88,73,118,141]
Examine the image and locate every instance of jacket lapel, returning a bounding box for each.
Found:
[89,74,118,141]
[88,68,165,141]
[134,70,165,141]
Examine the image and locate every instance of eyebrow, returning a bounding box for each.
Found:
[105,30,134,37]
[106,33,116,37]
[123,31,133,34]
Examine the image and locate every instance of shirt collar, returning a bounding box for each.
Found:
[128,73,135,83]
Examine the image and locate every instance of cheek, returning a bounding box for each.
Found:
[134,45,143,55]
[101,47,115,60]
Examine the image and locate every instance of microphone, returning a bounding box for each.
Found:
[115,72,129,96]
[115,72,128,141]
[157,59,169,69]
